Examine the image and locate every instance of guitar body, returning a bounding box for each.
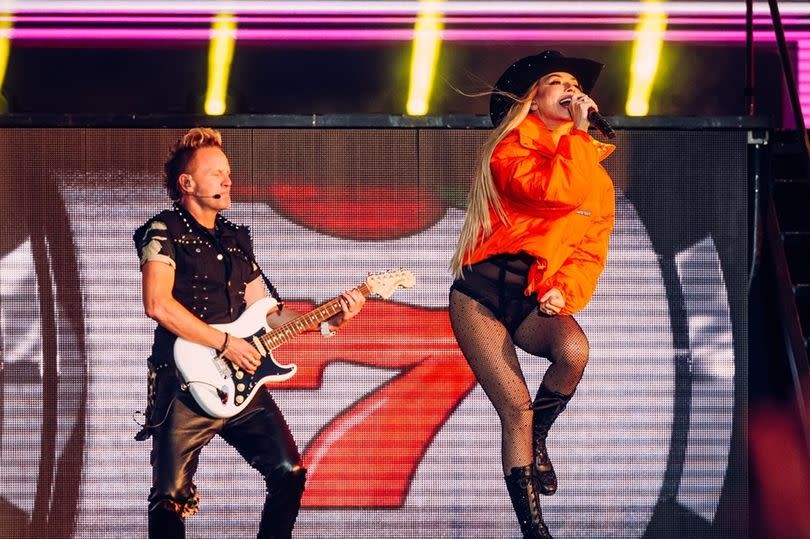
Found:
[173,296,297,419]
[173,270,414,419]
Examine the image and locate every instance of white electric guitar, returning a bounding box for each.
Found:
[174,269,415,418]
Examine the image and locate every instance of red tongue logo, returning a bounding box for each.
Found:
[232,180,447,241]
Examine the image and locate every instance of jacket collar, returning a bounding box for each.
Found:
[172,202,234,239]
[516,114,615,161]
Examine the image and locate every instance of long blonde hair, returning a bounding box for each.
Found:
[450,86,537,276]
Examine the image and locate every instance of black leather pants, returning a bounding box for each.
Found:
[147,373,304,539]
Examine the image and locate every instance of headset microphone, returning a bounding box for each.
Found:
[182,175,222,198]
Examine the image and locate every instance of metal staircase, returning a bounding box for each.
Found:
[765,0,810,376]
[769,131,810,369]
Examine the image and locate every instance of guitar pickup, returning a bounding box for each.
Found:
[252,336,267,357]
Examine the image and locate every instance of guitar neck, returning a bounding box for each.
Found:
[260,283,371,350]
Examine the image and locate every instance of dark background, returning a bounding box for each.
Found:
[0,41,789,120]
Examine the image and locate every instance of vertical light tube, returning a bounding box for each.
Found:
[798,39,810,124]
[0,8,12,110]
[626,1,667,116]
[204,13,236,115]
[406,0,444,116]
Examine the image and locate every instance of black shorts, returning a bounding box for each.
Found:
[450,252,540,336]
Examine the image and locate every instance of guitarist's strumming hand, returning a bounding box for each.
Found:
[223,335,262,375]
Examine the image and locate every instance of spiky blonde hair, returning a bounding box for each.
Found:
[163,127,223,201]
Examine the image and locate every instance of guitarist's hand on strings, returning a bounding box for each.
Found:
[324,288,367,333]
[339,288,366,321]
[222,334,262,375]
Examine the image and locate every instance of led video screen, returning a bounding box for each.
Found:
[0,126,746,538]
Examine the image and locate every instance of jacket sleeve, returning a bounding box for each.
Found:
[491,129,603,214]
[545,177,615,315]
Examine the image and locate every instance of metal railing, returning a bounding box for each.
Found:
[752,0,810,458]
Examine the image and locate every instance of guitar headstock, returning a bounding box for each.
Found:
[365,269,416,299]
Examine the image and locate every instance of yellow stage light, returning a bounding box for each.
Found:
[0,11,12,103]
[626,2,667,117]
[204,13,236,116]
[406,1,444,116]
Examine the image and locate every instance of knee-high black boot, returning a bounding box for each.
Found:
[505,465,554,539]
[257,466,307,539]
[532,384,572,496]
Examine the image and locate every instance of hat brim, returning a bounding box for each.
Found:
[489,52,604,127]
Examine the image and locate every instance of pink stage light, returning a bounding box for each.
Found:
[799,40,810,121]
[5,1,810,16]
[2,15,807,25]
[5,27,810,43]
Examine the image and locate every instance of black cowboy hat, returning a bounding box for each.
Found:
[489,50,604,127]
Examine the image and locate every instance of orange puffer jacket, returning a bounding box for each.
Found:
[463,114,616,315]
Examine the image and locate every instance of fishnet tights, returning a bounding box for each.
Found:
[449,289,589,474]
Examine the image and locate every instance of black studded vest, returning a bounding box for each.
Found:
[134,203,261,366]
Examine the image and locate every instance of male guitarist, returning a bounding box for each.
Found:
[133,127,366,539]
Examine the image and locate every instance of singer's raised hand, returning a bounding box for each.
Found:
[568,93,598,132]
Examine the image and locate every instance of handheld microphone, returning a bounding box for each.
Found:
[587,109,616,139]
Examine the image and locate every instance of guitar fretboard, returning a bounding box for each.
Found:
[259,283,371,350]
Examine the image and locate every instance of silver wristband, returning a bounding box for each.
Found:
[320,321,336,338]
